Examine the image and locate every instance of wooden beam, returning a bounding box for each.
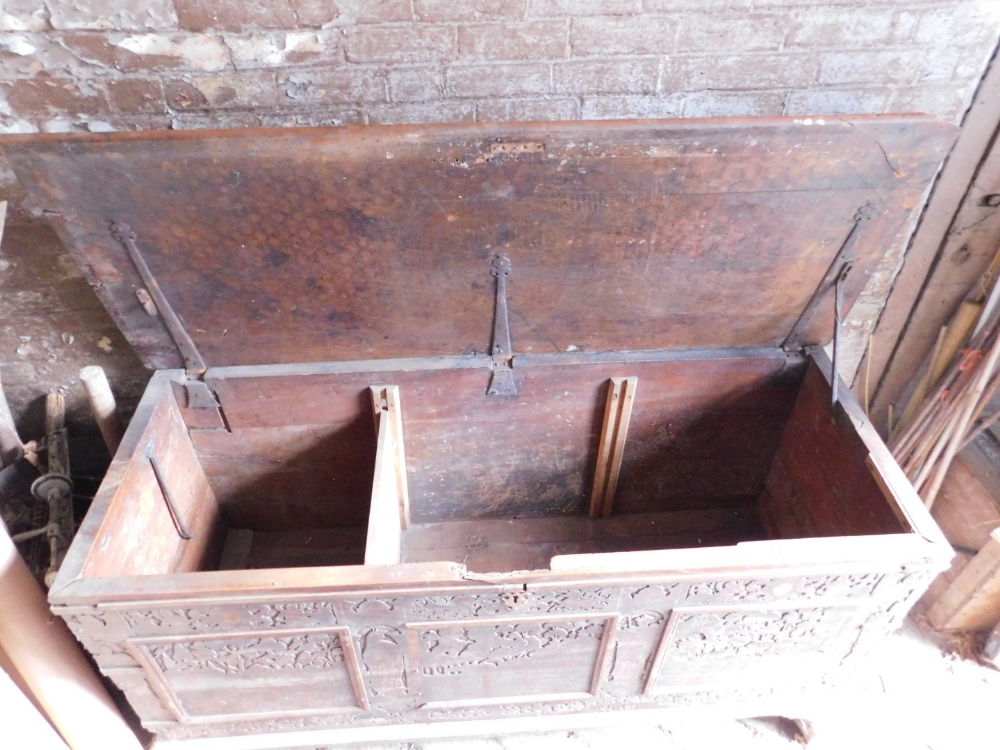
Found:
[928,527,1000,631]
[589,377,638,520]
[365,385,409,566]
[369,385,410,529]
[866,46,1000,428]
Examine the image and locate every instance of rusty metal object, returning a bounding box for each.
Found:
[487,253,518,398]
[146,448,194,541]
[783,202,875,352]
[110,221,207,373]
[29,393,73,587]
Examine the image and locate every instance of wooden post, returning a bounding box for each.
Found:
[0,202,25,469]
[79,366,123,457]
[0,661,69,749]
[365,386,409,565]
[0,522,141,749]
[928,527,1000,631]
[589,377,638,520]
[369,385,410,529]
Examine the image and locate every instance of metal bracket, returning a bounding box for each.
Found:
[487,253,518,397]
[146,446,194,540]
[111,221,220,409]
[831,262,852,411]
[782,202,876,352]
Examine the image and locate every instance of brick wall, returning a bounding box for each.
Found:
[1,0,998,137]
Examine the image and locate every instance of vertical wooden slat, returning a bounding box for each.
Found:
[928,527,1000,631]
[366,386,409,565]
[370,385,410,529]
[589,377,638,520]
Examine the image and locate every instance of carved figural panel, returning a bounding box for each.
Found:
[126,627,369,723]
[405,614,618,707]
[645,604,863,693]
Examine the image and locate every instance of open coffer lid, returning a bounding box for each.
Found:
[3,116,955,371]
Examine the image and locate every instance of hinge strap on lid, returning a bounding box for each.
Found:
[782,202,876,352]
[831,262,852,411]
[110,221,220,409]
[487,252,519,397]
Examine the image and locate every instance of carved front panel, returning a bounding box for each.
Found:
[57,567,935,739]
[406,614,617,707]
[646,604,862,693]
[127,627,368,722]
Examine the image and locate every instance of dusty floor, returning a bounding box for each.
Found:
[323,619,1000,750]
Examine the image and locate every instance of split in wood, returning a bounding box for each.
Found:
[590,377,638,520]
[365,385,410,565]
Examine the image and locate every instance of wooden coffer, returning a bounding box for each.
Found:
[4,117,957,747]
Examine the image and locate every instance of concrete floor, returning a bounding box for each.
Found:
[330,619,999,750]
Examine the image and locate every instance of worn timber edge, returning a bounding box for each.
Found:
[867,46,1000,427]
[48,349,951,608]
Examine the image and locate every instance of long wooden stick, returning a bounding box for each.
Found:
[924,325,1000,508]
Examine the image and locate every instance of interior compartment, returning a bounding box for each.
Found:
[75,352,912,579]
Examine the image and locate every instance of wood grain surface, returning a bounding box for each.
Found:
[3,118,954,370]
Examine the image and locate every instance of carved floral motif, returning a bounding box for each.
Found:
[411,588,617,620]
[685,573,886,605]
[150,632,345,676]
[668,607,839,662]
[418,619,605,677]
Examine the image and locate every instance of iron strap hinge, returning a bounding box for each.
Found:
[486,252,518,397]
[781,202,876,354]
[110,220,220,409]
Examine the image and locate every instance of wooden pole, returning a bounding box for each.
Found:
[79,366,123,457]
[0,523,141,750]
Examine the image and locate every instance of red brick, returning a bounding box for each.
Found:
[55,32,120,70]
[172,0,295,31]
[225,31,341,70]
[0,33,107,78]
[580,93,683,120]
[527,0,642,18]
[414,0,523,23]
[257,106,365,127]
[163,79,208,110]
[570,16,676,56]
[49,0,177,31]
[476,96,579,121]
[817,50,923,86]
[112,33,229,73]
[676,14,786,52]
[281,67,387,105]
[786,9,910,49]
[447,62,551,98]
[366,100,475,125]
[344,25,455,64]
[171,110,260,128]
[458,20,567,60]
[644,0,750,9]
[915,4,1000,49]
[0,77,107,118]
[296,0,413,27]
[165,71,280,111]
[106,78,166,114]
[387,66,446,103]
[890,85,972,122]
[663,54,819,91]
[784,87,893,116]
[553,59,658,95]
[1,0,49,31]
[681,90,786,118]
